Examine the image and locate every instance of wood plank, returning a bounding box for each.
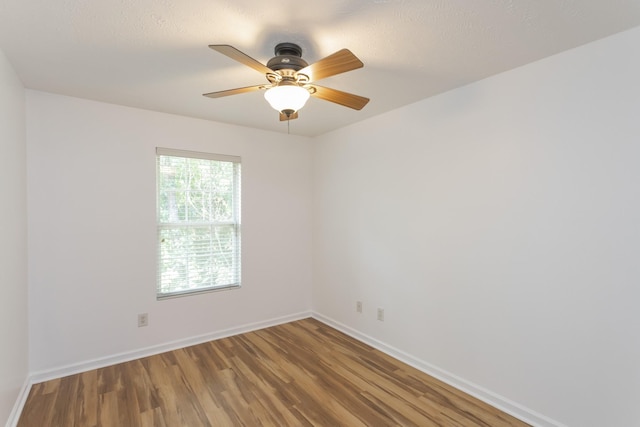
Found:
[75,369,98,426]
[17,318,530,427]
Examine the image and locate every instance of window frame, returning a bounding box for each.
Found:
[156,147,241,300]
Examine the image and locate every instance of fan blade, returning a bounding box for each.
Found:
[203,85,265,98]
[280,111,299,121]
[310,85,369,110]
[209,45,274,75]
[298,49,363,82]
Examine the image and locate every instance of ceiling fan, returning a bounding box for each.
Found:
[203,43,369,121]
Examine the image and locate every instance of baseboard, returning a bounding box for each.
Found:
[5,377,32,427]
[312,312,567,427]
[30,310,312,384]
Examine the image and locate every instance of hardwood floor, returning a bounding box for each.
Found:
[18,318,529,426]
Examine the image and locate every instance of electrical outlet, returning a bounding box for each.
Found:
[377,308,385,321]
[138,313,148,327]
[356,301,363,313]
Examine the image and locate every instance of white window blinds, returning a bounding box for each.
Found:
[156,148,241,298]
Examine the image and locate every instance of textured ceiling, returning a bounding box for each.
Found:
[1,0,639,136]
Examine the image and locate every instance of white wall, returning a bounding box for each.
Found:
[312,26,640,427]
[0,50,28,425]
[27,91,313,374]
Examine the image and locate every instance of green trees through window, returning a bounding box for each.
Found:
[156,148,241,298]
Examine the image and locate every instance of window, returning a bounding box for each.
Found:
[156,148,241,299]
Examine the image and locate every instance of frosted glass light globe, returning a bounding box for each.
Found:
[264,85,310,113]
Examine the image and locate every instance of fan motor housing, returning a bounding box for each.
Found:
[267,42,308,72]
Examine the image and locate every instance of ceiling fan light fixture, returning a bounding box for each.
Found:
[204,43,369,123]
[264,84,310,115]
